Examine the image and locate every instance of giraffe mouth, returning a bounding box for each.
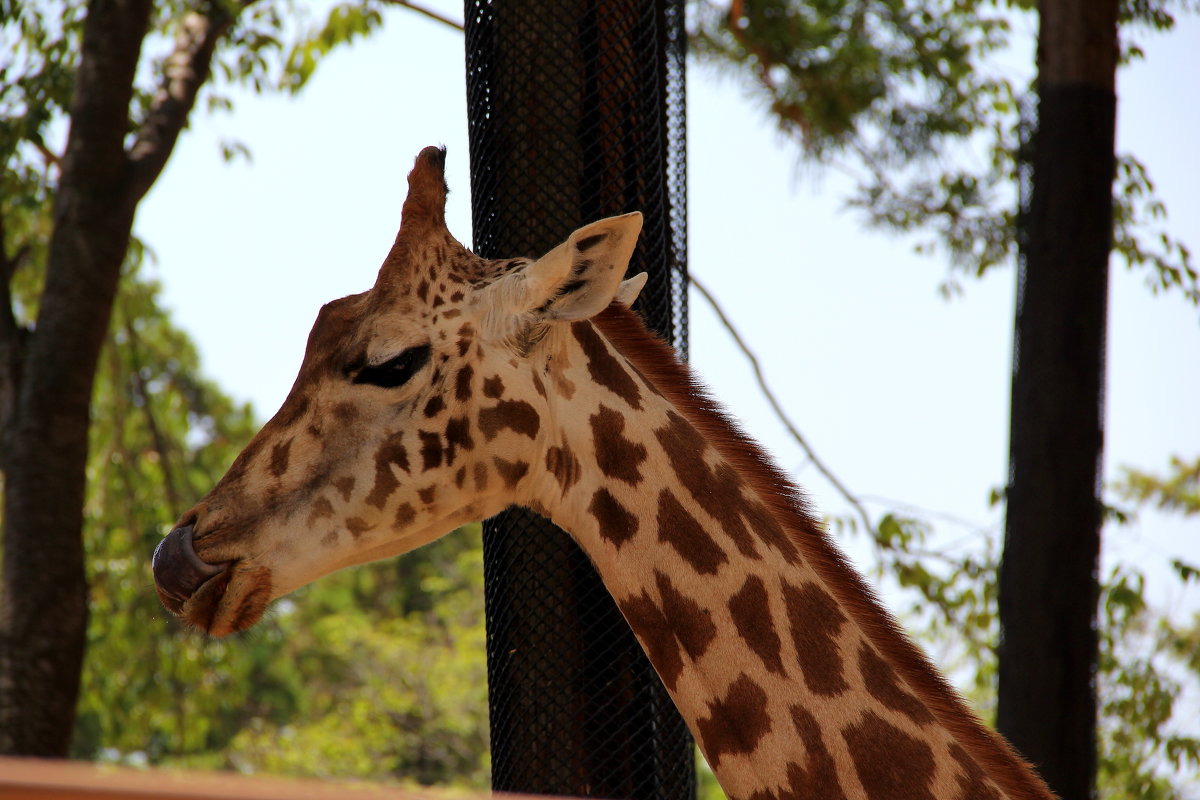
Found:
[153,524,273,636]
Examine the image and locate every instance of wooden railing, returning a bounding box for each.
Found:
[0,757,514,800]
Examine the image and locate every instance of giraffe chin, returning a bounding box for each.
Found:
[176,563,274,637]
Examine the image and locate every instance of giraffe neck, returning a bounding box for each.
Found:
[524,303,1052,800]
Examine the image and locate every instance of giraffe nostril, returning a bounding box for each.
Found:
[152,524,230,609]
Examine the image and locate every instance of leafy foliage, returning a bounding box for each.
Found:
[1116,456,1200,516]
[1113,156,1199,303]
[688,0,1199,304]
[71,250,270,762]
[67,250,490,787]
[1098,566,1200,799]
[280,1,385,93]
[226,528,489,787]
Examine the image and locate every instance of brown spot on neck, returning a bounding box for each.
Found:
[695,674,772,769]
[728,574,786,675]
[444,416,474,463]
[479,399,541,441]
[858,642,936,727]
[545,443,581,494]
[656,489,728,575]
[782,579,850,697]
[762,705,850,800]
[455,364,474,401]
[949,744,1003,800]
[842,710,936,800]
[589,488,638,548]
[589,405,647,485]
[571,320,642,409]
[654,411,765,561]
[419,430,443,470]
[456,323,475,357]
[483,375,505,398]
[269,439,292,478]
[395,502,416,527]
[493,457,529,489]
[616,588,684,692]
[654,571,716,661]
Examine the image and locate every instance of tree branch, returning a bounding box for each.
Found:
[122,315,183,511]
[380,0,463,31]
[688,273,876,536]
[31,139,62,170]
[126,2,249,202]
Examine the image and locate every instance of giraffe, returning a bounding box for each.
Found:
[152,147,1055,800]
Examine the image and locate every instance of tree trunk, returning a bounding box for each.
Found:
[997,2,1118,798]
[0,0,151,755]
[0,0,231,754]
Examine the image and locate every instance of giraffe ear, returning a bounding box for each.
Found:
[495,213,643,323]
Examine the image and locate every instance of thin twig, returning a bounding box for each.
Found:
[688,273,875,536]
[381,0,463,31]
[123,314,182,512]
[858,492,997,541]
[32,139,61,169]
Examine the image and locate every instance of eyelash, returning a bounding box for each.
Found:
[352,345,432,389]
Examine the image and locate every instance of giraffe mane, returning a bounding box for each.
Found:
[592,301,1053,800]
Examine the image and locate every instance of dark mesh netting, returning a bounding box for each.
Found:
[463,0,692,797]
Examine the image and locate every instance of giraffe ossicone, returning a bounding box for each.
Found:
[152,146,1055,800]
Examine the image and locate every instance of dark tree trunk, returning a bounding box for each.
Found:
[0,0,232,755]
[997,2,1119,798]
[0,0,150,755]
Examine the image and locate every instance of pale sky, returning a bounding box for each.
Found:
[136,5,1198,625]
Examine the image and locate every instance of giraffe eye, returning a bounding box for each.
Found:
[353,344,432,389]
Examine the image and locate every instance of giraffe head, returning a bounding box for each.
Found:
[152,146,646,635]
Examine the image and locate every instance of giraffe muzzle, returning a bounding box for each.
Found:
[152,524,231,613]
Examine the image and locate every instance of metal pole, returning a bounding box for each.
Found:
[464,1,691,797]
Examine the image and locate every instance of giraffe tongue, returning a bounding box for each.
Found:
[152,524,230,610]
